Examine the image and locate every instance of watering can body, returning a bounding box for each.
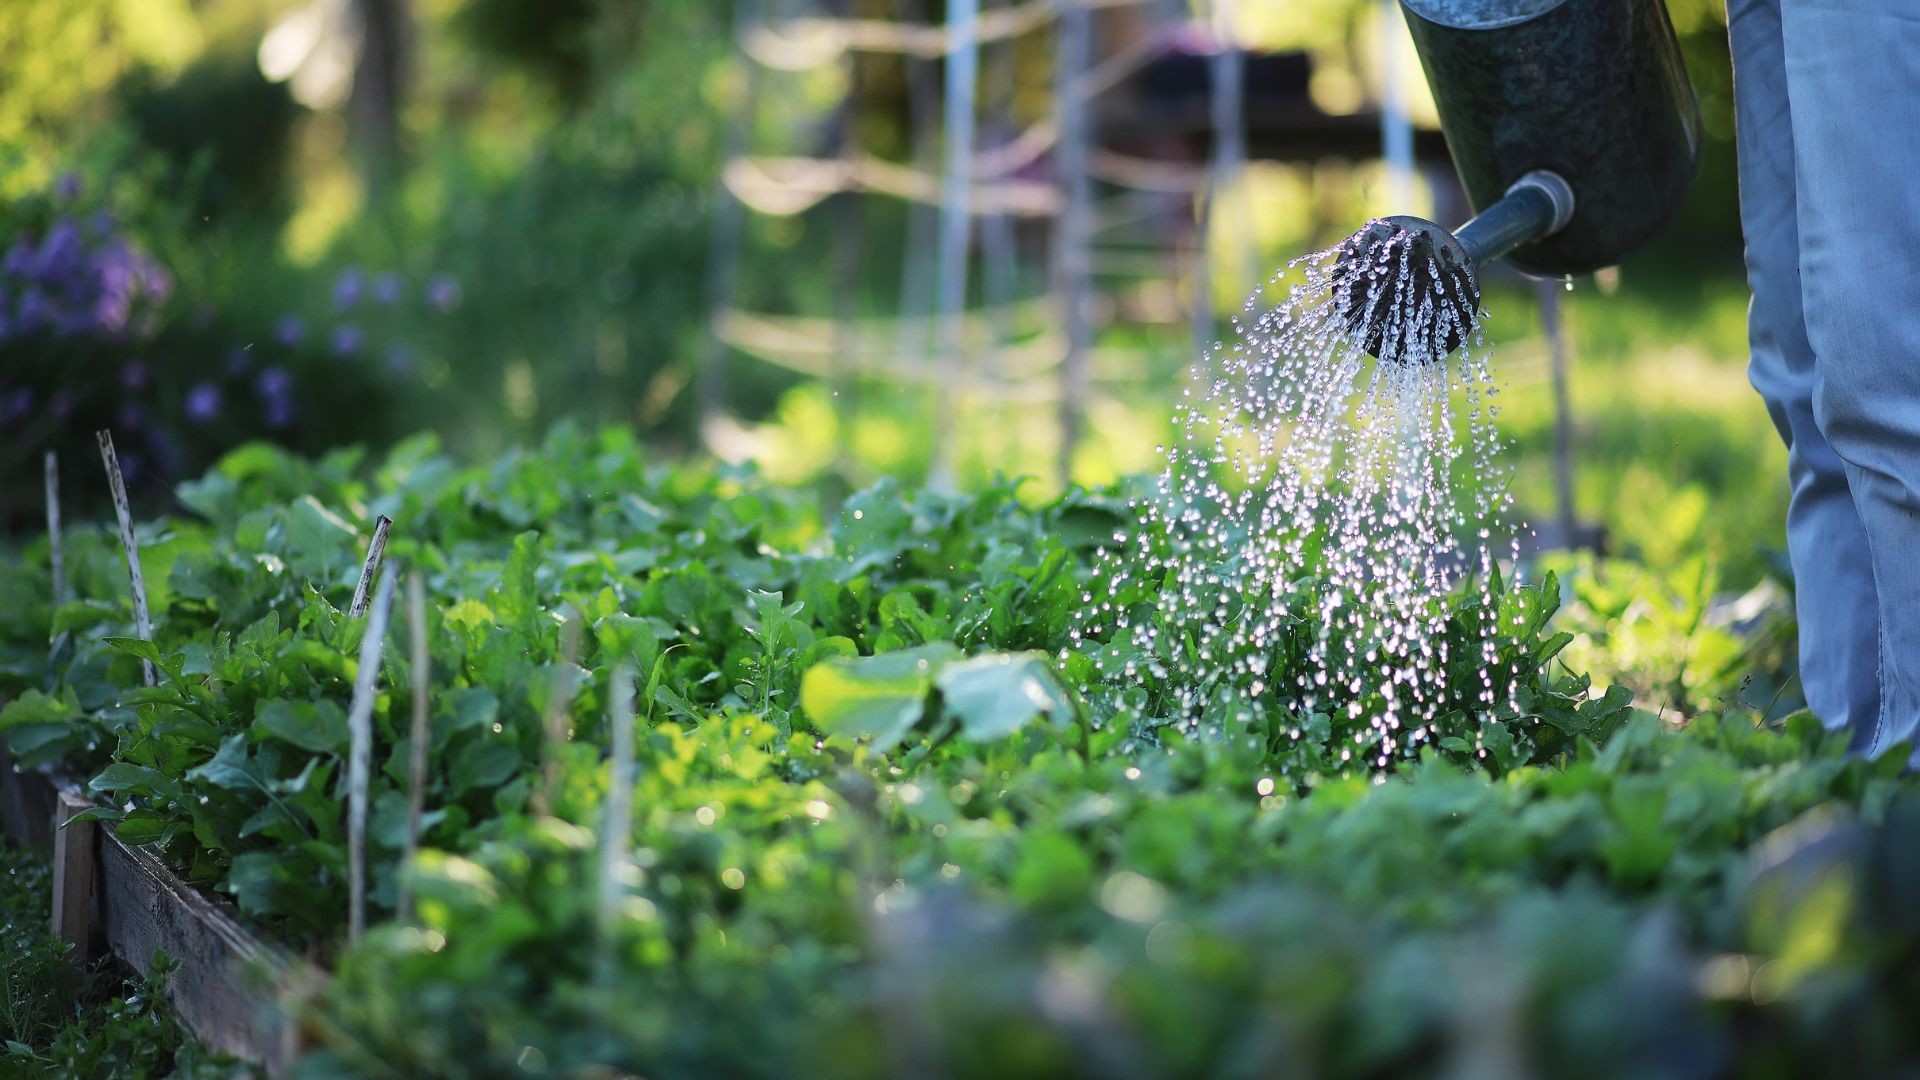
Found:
[1400,0,1701,277]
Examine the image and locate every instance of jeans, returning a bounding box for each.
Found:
[1728,0,1920,759]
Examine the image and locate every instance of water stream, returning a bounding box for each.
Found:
[1076,222,1522,771]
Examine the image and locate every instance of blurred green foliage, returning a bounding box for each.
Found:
[0,847,238,1076]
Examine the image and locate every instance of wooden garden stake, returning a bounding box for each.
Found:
[45,451,70,657]
[925,0,980,491]
[51,791,96,960]
[1052,0,1094,487]
[346,569,397,943]
[96,430,155,687]
[349,515,393,618]
[596,664,636,946]
[398,569,430,923]
[535,611,584,817]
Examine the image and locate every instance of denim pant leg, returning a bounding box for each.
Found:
[1780,0,1920,758]
[1727,0,1881,744]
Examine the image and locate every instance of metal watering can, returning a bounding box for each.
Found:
[1341,0,1702,359]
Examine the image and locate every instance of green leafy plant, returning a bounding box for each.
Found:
[0,426,1913,1078]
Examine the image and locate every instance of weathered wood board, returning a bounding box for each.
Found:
[0,737,322,1076]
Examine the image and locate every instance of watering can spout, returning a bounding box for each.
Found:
[1336,172,1574,363]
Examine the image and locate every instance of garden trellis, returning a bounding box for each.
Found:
[699,0,1592,534]
[702,0,1240,486]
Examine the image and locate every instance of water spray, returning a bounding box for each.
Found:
[1341,0,1702,362]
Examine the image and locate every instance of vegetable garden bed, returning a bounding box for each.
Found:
[0,742,314,1074]
[3,424,1919,1078]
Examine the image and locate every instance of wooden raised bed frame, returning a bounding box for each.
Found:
[0,741,321,1075]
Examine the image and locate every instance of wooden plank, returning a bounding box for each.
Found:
[0,748,324,1075]
[50,790,95,958]
[97,827,317,1075]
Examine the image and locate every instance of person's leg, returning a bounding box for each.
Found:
[1781,0,1920,757]
[1728,0,1881,743]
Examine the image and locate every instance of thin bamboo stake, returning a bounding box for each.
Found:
[1535,279,1579,541]
[536,612,584,817]
[1188,189,1216,380]
[896,0,944,373]
[979,0,1021,375]
[926,0,981,491]
[596,664,637,944]
[1378,0,1415,213]
[45,451,69,658]
[829,0,864,477]
[397,569,430,923]
[1053,0,1094,487]
[96,431,154,688]
[700,0,770,440]
[346,569,397,943]
[349,515,393,618]
[1209,0,1255,295]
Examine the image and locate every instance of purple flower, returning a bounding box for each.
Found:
[330,323,363,356]
[15,288,51,334]
[137,258,171,305]
[120,361,149,391]
[185,382,221,423]
[225,347,252,377]
[425,275,461,312]
[0,202,168,342]
[256,365,293,399]
[116,400,148,430]
[2,239,31,276]
[88,210,117,238]
[54,172,82,202]
[383,344,416,375]
[275,315,305,347]
[333,267,365,311]
[373,272,402,305]
[263,395,294,430]
[35,222,82,278]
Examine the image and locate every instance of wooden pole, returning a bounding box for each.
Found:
[596,664,636,943]
[536,611,584,817]
[51,791,95,960]
[979,0,1021,356]
[1053,0,1095,487]
[895,0,943,376]
[96,431,154,688]
[700,0,769,441]
[397,569,430,923]
[926,0,980,491]
[349,515,393,618]
[45,451,69,657]
[1378,0,1415,213]
[829,0,865,479]
[346,570,397,943]
[1535,279,1579,541]
[1209,0,1252,293]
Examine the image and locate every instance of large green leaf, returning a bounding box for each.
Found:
[934,652,1076,742]
[254,699,350,755]
[800,643,961,751]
